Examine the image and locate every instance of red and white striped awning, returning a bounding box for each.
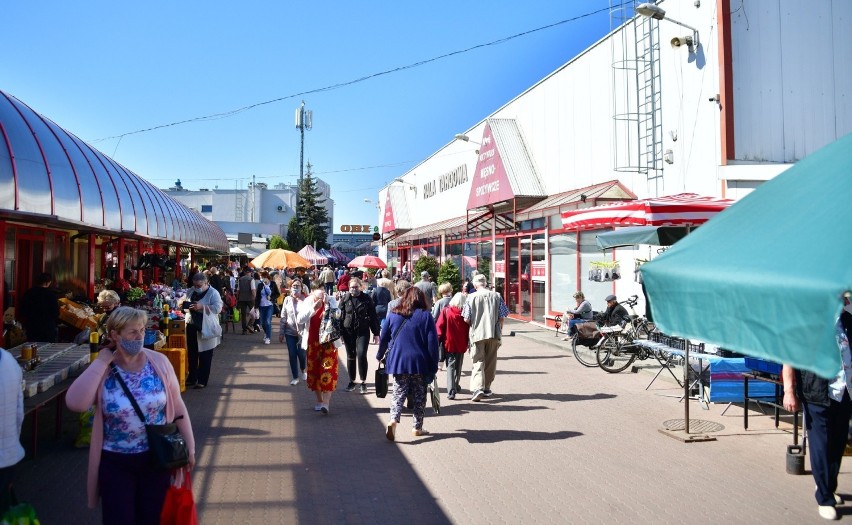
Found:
[297,245,328,266]
[560,193,733,230]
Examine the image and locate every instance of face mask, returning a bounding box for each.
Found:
[194,286,204,293]
[351,289,361,296]
[292,287,301,294]
[121,338,145,356]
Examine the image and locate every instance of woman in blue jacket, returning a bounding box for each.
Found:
[376,286,439,441]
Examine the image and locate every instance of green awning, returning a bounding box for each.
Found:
[596,226,691,250]
[642,133,852,378]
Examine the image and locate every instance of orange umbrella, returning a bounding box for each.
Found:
[249,249,311,269]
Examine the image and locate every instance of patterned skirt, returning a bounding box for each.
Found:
[306,340,338,392]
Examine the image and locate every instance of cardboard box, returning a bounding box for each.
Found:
[157,347,187,392]
[168,320,186,335]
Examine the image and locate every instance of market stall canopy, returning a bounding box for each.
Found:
[229,246,247,255]
[560,193,733,230]
[348,255,387,269]
[242,246,265,259]
[328,247,349,263]
[596,225,692,250]
[249,249,311,269]
[318,248,337,263]
[297,245,328,266]
[642,133,852,378]
[0,90,228,252]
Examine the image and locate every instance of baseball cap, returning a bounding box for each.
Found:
[605,294,617,302]
[421,271,429,278]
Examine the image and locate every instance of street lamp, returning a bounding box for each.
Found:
[453,133,481,154]
[636,3,700,51]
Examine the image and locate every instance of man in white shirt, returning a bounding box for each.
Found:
[0,346,24,512]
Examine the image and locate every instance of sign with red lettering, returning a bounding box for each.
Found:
[466,123,515,210]
[381,192,396,233]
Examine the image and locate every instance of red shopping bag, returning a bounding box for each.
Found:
[160,467,198,525]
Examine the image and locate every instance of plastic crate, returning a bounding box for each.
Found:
[744,357,782,376]
[157,347,187,392]
[168,334,187,350]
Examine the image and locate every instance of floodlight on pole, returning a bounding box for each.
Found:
[636,3,700,50]
[392,177,418,197]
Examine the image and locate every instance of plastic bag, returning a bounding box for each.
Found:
[201,311,222,339]
[1,486,40,525]
[247,307,259,323]
[160,467,198,525]
[74,406,95,448]
[232,309,240,323]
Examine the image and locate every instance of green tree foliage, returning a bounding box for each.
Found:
[437,258,461,295]
[268,235,288,250]
[414,256,439,282]
[477,257,491,282]
[286,164,330,251]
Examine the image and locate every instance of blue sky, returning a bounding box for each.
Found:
[2,1,614,231]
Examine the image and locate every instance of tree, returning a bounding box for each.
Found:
[288,163,330,251]
[437,258,461,295]
[268,235,289,250]
[414,256,439,282]
[477,257,491,282]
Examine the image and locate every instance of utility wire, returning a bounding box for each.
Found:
[91,5,612,143]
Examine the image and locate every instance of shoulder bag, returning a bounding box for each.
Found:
[110,363,189,470]
[375,317,409,398]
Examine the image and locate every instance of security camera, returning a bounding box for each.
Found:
[671,36,694,49]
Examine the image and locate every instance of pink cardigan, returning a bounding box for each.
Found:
[66,349,195,509]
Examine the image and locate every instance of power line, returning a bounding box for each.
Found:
[91,5,612,143]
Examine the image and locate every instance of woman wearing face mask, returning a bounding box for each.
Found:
[279,279,307,385]
[339,277,381,394]
[296,280,341,413]
[184,273,224,389]
[66,307,196,524]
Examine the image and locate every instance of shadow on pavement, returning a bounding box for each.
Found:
[488,392,617,403]
[409,429,583,445]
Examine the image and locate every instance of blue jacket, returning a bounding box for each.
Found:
[376,310,439,377]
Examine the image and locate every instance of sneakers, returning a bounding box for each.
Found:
[314,404,323,412]
[471,389,484,402]
[412,428,430,437]
[289,378,299,386]
[818,505,838,520]
[302,372,308,380]
[836,494,844,505]
[360,383,368,394]
[447,390,456,400]
[320,404,329,414]
[483,389,493,397]
[263,338,270,345]
[345,382,357,392]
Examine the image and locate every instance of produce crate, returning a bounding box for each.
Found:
[744,357,782,377]
[168,320,186,335]
[157,347,187,392]
[168,334,187,350]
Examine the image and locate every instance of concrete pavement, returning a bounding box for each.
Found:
[13,319,847,523]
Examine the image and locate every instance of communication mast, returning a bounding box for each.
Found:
[295,101,313,213]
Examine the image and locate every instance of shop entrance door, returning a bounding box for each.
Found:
[505,236,532,321]
[15,237,45,313]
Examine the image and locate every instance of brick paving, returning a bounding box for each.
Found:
[13,319,850,523]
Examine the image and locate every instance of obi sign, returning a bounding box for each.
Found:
[466,123,515,209]
[340,225,372,233]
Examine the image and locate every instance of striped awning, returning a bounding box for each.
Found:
[297,245,328,266]
[560,193,733,230]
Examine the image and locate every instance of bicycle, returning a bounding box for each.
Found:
[594,295,658,373]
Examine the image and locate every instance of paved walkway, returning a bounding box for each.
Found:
[14,319,848,523]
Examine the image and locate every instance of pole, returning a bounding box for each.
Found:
[297,101,305,216]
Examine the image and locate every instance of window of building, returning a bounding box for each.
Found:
[549,232,577,313]
[201,205,212,213]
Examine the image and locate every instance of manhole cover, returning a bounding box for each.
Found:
[661,419,725,433]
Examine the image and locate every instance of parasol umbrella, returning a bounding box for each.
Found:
[596,225,692,250]
[642,133,852,379]
[249,249,311,269]
[348,255,387,269]
[297,245,328,266]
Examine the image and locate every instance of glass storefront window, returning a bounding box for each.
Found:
[549,232,577,313]
[579,230,615,309]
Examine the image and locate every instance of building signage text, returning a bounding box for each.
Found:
[340,224,372,233]
[422,164,469,200]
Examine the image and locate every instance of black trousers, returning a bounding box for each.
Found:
[342,329,371,382]
[804,390,852,506]
[186,324,214,386]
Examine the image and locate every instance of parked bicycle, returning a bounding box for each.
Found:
[594,295,657,373]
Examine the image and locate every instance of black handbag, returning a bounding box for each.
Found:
[110,363,189,470]
[375,318,409,398]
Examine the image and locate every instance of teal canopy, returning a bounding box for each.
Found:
[642,133,852,378]
[596,225,691,250]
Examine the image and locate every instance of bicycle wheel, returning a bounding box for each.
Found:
[635,321,655,340]
[571,336,599,367]
[596,337,637,373]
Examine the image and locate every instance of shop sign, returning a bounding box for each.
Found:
[381,192,396,233]
[531,261,546,280]
[467,123,515,209]
[422,164,469,201]
[340,224,372,233]
[495,261,505,273]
